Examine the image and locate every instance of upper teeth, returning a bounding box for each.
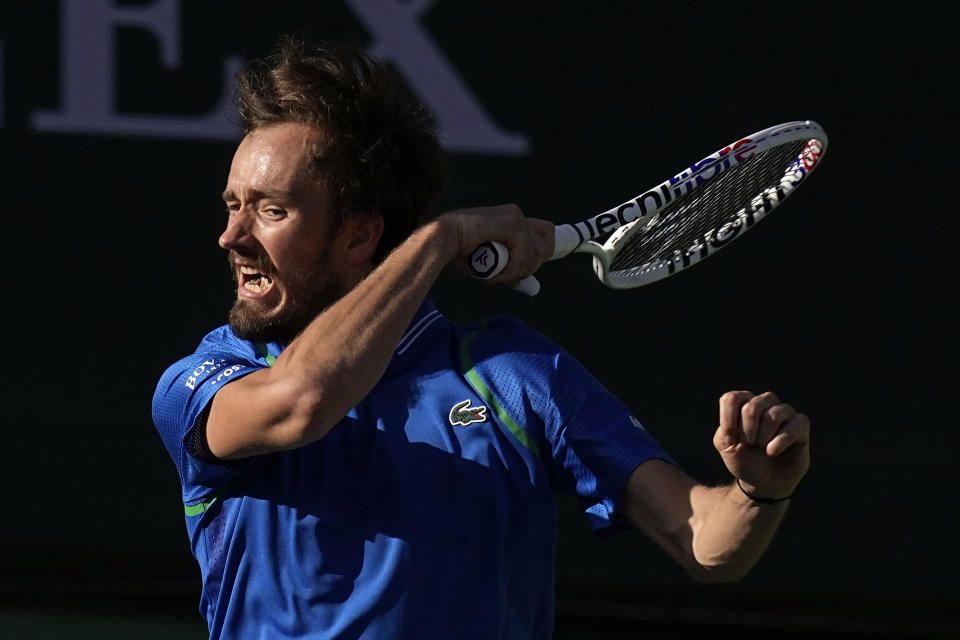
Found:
[239,266,260,275]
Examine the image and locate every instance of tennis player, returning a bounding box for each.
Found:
[151,36,810,639]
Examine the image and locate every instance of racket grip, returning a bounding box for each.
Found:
[466,241,509,280]
[466,241,541,296]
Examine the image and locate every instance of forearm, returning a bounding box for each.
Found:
[615,393,809,583]
[688,482,789,581]
[211,218,457,458]
[208,205,553,459]
[270,218,456,438]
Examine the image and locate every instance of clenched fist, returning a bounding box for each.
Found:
[713,391,810,501]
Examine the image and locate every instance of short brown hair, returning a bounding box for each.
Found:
[234,36,447,263]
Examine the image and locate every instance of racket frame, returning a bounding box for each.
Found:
[554,120,828,289]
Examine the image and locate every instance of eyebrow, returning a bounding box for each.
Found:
[221,189,285,202]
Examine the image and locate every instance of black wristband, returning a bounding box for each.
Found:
[736,478,796,504]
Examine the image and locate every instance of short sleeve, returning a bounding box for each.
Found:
[545,348,678,534]
[151,349,261,503]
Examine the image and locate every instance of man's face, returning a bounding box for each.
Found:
[220,122,347,343]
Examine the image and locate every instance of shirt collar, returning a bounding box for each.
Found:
[395,298,443,356]
[246,298,444,368]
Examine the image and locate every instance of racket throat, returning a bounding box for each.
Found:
[573,240,616,285]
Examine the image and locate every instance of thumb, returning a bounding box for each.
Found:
[714,390,752,453]
[713,423,738,454]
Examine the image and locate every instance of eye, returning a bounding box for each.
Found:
[262,206,287,220]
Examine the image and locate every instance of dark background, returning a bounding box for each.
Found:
[1,1,955,637]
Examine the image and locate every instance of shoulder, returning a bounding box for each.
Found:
[151,325,271,482]
[463,315,563,358]
[155,326,255,384]
[461,315,621,413]
[458,315,572,396]
[151,326,267,428]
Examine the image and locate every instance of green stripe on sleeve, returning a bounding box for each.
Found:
[460,331,541,457]
[184,497,217,516]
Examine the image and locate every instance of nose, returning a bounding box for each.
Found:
[219,210,254,250]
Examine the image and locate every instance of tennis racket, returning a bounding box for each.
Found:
[466,120,828,295]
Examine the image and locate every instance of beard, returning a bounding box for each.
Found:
[227,249,348,344]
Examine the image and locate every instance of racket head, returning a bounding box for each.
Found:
[577,121,827,289]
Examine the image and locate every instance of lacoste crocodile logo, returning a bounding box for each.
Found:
[449,399,487,426]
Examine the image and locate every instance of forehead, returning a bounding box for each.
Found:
[227,122,321,196]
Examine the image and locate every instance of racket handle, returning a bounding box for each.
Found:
[466,241,541,296]
[513,275,540,296]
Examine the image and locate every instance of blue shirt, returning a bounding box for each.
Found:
[152,300,676,639]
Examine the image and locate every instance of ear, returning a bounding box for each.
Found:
[337,214,384,268]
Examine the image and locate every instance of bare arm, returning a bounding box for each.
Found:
[207,207,553,459]
[621,391,810,582]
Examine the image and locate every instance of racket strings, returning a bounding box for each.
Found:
[608,140,808,273]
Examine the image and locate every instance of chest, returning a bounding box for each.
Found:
[255,368,553,536]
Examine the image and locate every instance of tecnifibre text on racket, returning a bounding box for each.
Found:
[467,120,827,295]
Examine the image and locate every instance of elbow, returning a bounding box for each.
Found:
[685,545,755,583]
[685,526,756,583]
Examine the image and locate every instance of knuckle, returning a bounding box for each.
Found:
[505,203,522,218]
[769,403,794,421]
[720,390,742,404]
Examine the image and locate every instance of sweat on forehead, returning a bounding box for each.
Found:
[225,124,324,196]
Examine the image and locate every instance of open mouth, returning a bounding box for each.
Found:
[239,265,274,294]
